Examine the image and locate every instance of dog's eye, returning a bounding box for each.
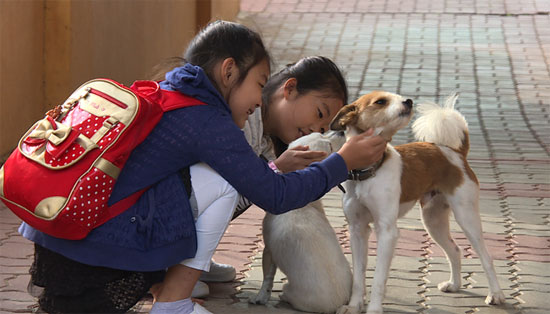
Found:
[375,99,387,105]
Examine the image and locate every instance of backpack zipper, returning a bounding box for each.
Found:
[87,88,128,109]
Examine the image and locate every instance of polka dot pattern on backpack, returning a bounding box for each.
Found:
[61,167,116,228]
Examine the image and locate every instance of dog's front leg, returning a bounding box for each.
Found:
[367,214,399,314]
[249,246,277,305]
[338,197,371,314]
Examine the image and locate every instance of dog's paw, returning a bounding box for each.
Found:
[336,305,361,314]
[248,290,270,305]
[437,281,460,292]
[278,292,288,303]
[485,290,506,305]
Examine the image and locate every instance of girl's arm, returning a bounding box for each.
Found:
[272,146,327,173]
[192,111,347,215]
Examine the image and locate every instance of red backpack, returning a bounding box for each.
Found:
[0,79,204,240]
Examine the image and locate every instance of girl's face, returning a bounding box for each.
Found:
[267,84,344,144]
[227,59,270,128]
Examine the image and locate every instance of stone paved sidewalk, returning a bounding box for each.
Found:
[1,0,549,313]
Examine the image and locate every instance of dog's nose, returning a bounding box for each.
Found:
[403,99,413,109]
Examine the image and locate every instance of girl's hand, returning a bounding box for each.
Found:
[337,129,387,171]
[274,145,327,173]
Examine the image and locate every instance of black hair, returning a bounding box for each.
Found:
[262,56,348,156]
[148,20,270,92]
[184,20,270,91]
[262,56,348,113]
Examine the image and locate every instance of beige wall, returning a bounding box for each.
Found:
[0,0,240,162]
[43,0,199,112]
[0,0,45,161]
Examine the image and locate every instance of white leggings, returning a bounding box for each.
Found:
[180,163,240,272]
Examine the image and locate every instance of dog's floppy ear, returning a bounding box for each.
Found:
[330,103,358,131]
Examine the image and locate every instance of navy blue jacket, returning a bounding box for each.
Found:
[20,64,348,271]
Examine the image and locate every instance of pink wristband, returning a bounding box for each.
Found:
[268,161,281,174]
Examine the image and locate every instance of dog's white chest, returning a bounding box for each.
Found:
[343,149,404,219]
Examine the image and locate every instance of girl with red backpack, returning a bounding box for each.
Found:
[21,21,386,314]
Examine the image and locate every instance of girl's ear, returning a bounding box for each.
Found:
[220,57,239,88]
[330,103,358,131]
[282,78,298,100]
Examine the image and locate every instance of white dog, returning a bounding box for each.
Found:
[249,131,352,313]
[328,91,506,314]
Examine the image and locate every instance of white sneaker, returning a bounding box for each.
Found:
[191,280,209,298]
[190,302,212,314]
[199,261,236,282]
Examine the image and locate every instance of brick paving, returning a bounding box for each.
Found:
[1,0,549,313]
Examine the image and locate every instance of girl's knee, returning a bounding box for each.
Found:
[191,163,236,197]
[222,184,238,200]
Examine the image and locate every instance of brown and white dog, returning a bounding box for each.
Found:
[329,91,505,314]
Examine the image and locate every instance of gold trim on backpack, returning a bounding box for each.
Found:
[0,166,5,197]
[34,196,67,219]
[94,158,121,179]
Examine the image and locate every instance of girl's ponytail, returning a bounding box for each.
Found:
[184,20,271,90]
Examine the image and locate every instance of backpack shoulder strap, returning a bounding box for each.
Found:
[130,80,205,112]
[159,89,205,111]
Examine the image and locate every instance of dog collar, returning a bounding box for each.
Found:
[347,153,386,181]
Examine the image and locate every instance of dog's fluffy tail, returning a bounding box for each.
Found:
[412,93,470,156]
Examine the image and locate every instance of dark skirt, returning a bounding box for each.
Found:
[30,244,164,313]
